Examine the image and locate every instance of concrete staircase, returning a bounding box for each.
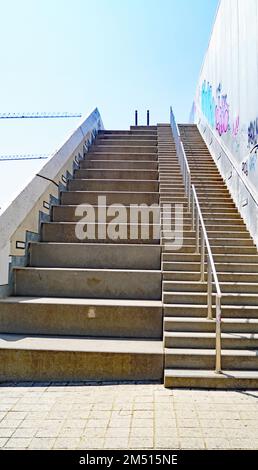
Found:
[164,124,258,388]
[0,126,164,382]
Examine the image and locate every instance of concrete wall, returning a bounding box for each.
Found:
[0,108,104,296]
[193,0,258,247]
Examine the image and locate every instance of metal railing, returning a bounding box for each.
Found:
[170,106,222,373]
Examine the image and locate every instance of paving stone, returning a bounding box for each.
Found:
[0,437,8,447]
[180,438,205,449]
[205,437,231,449]
[53,437,81,449]
[78,437,104,449]
[29,438,55,449]
[155,437,180,449]
[128,437,153,449]
[4,438,32,448]
[0,428,15,437]
[104,437,129,449]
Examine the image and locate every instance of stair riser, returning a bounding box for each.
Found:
[97,136,158,141]
[14,269,162,300]
[68,180,159,192]
[61,192,159,205]
[163,262,258,273]
[164,375,258,389]
[29,243,161,270]
[0,303,162,338]
[74,169,159,180]
[164,320,258,333]
[81,161,158,170]
[163,293,258,305]
[165,354,258,370]
[164,305,258,318]
[0,350,163,382]
[87,153,158,161]
[163,273,258,283]
[52,205,160,223]
[164,337,258,349]
[41,223,160,244]
[91,146,157,153]
[94,140,157,146]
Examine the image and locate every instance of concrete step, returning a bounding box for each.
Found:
[163,304,258,318]
[93,139,158,147]
[164,331,258,349]
[0,334,163,382]
[99,129,157,136]
[164,317,258,333]
[165,348,258,370]
[161,243,257,255]
[81,160,158,170]
[164,369,258,389]
[0,297,162,338]
[163,280,258,294]
[74,169,158,180]
[14,267,162,299]
[163,291,258,305]
[29,243,161,269]
[86,152,157,161]
[97,135,157,142]
[163,261,258,273]
[163,271,258,283]
[68,179,159,192]
[162,253,258,263]
[91,145,157,154]
[162,235,253,246]
[41,222,160,244]
[52,204,160,223]
[61,191,159,205]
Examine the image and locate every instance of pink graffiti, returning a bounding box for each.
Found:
[215,95,229,136]
[233,116,240,137]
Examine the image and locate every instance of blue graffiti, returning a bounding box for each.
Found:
[249,153,257,172]
[201,81,216,128]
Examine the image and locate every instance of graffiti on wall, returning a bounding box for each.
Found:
[232,116,240,138]
[248,118,258,147]
[201,81,215,128]
[201,81,230,136]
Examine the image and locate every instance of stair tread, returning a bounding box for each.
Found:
[164,369,258,379]
[164,332,258,339]
[164,317,258,324]
[0,333,163,354]
[0,297,162,307]
[165,348,258,356]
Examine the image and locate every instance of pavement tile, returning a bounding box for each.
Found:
[4,438,32,448]
[104,437,129,449]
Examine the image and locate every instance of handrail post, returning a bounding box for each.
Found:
[195,213,200,254]
[192,190,195,230]
[215,295,222,373]
[188,176,191,213]
[147,110,150,126]
[207,261,213,319]
[201,231,205,282]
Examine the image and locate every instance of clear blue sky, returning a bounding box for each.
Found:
[0,0,218,213]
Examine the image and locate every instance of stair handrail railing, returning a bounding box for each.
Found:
[192,185,222,373]
[170,107,191,212]
[170,105,222,373]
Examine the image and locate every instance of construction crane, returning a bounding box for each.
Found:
[0,154,50,161]
[0,112,81,119]
[0,111,81,160]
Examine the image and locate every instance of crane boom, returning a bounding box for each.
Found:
[0,112,81,119]
[0,154,49,161]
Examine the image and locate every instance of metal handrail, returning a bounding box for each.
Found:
[192,185,222,373]
[170,105,222,373]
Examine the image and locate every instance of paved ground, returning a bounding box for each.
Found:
[0,382,258,450]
